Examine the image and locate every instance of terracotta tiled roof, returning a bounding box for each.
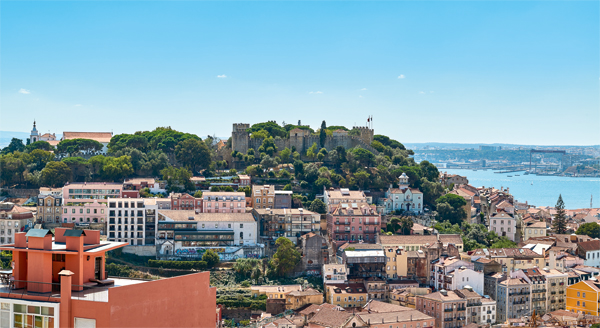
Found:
[578,240,600,252]
[62,131,112,143]
[358,309,433,324]
[308,307,353,328]
[362,300,412,313]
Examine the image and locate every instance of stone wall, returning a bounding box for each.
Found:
[122,245,157,257]
[0,188,39,198]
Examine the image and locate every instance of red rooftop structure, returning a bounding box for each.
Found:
[0,227,217,327]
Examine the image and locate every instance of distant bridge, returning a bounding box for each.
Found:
[529,149,567,171]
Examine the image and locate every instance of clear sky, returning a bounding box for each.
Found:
[1,1,598,145]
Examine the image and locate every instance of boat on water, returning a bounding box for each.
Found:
[507,175,513,177]
[524,171,530,175]
[531,182,533,185]
[515,174,520,176]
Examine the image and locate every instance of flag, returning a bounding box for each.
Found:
[367,117,370,122]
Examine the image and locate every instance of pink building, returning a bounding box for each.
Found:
[202,192,246,213]
[170,193,202,212]
[326,202,380,247]
[61,200,108,225]
[62,182,123,205]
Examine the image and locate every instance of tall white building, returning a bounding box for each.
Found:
[107,198,157,246]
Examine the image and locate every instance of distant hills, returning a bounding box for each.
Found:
[405,142,599,150]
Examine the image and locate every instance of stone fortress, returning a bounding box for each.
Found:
[231,122,379,156]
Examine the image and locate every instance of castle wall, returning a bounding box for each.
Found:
[231,124,378,160]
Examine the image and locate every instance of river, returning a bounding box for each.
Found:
[442,169,600,209]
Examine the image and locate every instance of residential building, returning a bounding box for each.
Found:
[578,240,600,267]
[342,249,386,279]
[251,285,303,300]
[190,174,251,189]
[322,264,348,284]
[539,267,568,312]
[357,309,434,328]
[62,182,123,205]
[298,232,328,274]
[381,173,424,214]
[156,211,262,260]
[0,227,217,328]
[323,188,367,212]
[496,278,530,322]
[511,268,547,315]
[285,288,323,310]
[431,257,482,294]
[202,191,246,213]
[416,289,467,328]
[36,193,62,226]
[523,221,547,241]
[326,202,380,246]
[255,208,320,245]
[455,288,497,326]
[483,272,506,302]
[39,187,62,197]
[107,198,157,246]
[122,178,165,197]
[566,279,600,315]
[61,200,108,228]
[170,192,202,212]
[252,185,275,209]
[468,248,544,272]
[272,190,292,209]
[305,307,356,328]
[379,234,464,253]
[440,173,469,187]
[365,276,388,301]
[488,212,517,242]
[325,283,368,308]
[61,131,113,153]
[0,203,32,244]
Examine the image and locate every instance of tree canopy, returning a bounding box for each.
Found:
[269,237,301,277]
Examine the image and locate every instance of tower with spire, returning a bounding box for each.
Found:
[30,120,39,143]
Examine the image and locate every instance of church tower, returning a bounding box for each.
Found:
[30,120,39,143]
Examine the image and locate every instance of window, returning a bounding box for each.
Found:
[584,293,586,298]
[240,224,243,228]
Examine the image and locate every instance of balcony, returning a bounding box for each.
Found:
[487,310,492,314]
[335,221,351,225]
[456,307,466,311]
[468,302,482,307]
[471,312,477,316]
[559,291,564,294]
[0,280,112,302]
[444,308,453,312]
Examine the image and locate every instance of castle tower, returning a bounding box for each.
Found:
[30,120,39,143]
[231,123,250,155]
[351,126,374,145]
[398,173,409,189]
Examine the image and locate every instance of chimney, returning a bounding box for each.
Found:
[59,270,74,328]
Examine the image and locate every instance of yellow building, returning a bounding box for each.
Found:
[566,280,600,315]
[383,247,409,279]
[286,288,323,310]
[326,283,368,308]
[523,221,547,241]
[251,285,302,300]
[252,185,275,209]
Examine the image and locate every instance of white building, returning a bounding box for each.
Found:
[488,212,517,242]
[447,267,485,296]
[382,173,424,214]
[322,264,348,284]
[578,240,600,268]
[431,257,474,291]
[106,198,158,246]
[156,211,263,260]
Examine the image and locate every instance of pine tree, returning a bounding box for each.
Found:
[319,121,327,148]
[552,194,568,234]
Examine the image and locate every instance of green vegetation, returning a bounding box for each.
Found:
[552,195,568,234]
[269,237,301,277]
[435,193,467,225]
[434,221,516,251]
[576,222,600,238]
[387,217,413,235]
[147,260,208,270]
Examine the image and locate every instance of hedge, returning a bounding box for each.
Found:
[148,260,207,270]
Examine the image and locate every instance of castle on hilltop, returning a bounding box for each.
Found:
[231,123,377,155]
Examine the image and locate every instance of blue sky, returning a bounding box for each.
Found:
[1,1,598,145]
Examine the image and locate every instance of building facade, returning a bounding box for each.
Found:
[381,173,424,215]
[326,203,380,246]
[496,278,530,322]
[36,194,62,225]
[255,208,320,244]
[488,212,517,242]
[202,191,246,213]
[106,198,157,246]
[252,185,275,210]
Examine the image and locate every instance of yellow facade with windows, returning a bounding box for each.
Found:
[566,280,600,316]
[326,284,368,308]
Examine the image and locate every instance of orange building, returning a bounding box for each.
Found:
[0,227,217,328]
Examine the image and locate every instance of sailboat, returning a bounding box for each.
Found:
[531,182,533,185]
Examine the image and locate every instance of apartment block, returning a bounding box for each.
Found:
[36,193,62,226]
[107,198,157,246]
[496,278,530,322]
[0,203,32,245]
[252,185,275,209]
[326,203,380,246]
[254,208,320,244]
[62,182,123,205]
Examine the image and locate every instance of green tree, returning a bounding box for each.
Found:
[308,199,327,214]
[576,222,600,239]
[419,160,440,183]
[319,121,327,148]
[306,142,318,161]
[202,249,220,267]
[270,237,301,277]
[193,191,203,198]
[314,177,332,192]
[258,137,278,157]
[490,237,517,249]
[279,147,291,163]
[419,178,444,209]
[351,148,375,167]
[370,140,385,152]
[25,141,53,153]
[62,157,89,182]
[399,217,413,235]
[175,138,211,173]
[102,156,134,181]
[552,194,568,234]
[388,217,401,234]
[40,161,71,187]
[27,149,55,172]
[436,193,467,225]
[1,138,25,155]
